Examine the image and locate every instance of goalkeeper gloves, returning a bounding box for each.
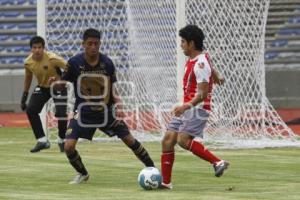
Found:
[20,91,28,111]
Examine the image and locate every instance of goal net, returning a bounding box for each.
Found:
[42,0,299,148]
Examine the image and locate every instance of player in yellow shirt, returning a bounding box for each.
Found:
[21,36,68,153]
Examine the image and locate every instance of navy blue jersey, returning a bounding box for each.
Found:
[62,53,117,114]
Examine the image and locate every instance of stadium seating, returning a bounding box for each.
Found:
[0,0,298,70]
[265,0,300,67]
[0,0,37,69]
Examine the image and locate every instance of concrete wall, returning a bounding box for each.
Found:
[0,70,36,112]
[266,68,300,108]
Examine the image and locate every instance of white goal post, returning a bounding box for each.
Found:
[38,0,300,148]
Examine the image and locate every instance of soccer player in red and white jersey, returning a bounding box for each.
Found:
[160,25,229,189]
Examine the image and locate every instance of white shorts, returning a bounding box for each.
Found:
[167,108,209,138]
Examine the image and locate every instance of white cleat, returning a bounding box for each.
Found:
[68,173,89,184]
[160,182,173,189]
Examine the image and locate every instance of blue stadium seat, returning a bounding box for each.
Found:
[0,58,6,64]
[270,40,288,47]
[0,0,12,5]
[7,46,24,52]
[11,34,31,40]
[116,64,129,72]
[288,16,300,24]
[120,56,127,62]
[265,52,278,60]
[62,45,70,51]
[16,0,27,5]
[0,23,16,29]
[17,23,36,29]
[120,31,128,39]
[49,0,65,3]
[0,57,16,64]
[0,35,9,41]
[3,57,24,64]
[105,32,114,39]
[29,0,37,5]
[22,46,30,52]
[2,11,21,18]
[277,28,300,35]
[24,11,37,17]
[119,44,127,50]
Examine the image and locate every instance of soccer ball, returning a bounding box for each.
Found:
[138,167,162,190]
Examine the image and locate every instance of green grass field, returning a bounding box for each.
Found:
[0,128,299,200]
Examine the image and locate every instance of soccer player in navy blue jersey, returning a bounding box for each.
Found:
[50,28,155,184]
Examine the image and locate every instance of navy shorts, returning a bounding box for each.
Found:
[66,110,130,140]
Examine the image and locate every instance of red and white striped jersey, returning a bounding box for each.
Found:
[183,52,213,111]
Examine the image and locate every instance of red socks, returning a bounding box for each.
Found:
[161,151,174,184]
[161,141,220,184]
[189,140,220,164]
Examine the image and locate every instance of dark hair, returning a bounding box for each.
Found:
[179,25,205,51]
[29,36,45,48]
[83,28,101,41]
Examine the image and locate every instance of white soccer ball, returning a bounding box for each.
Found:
[138,167,162,190]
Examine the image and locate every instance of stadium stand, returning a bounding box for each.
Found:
[265,0,300,108]
[0,0,37,70]
[0,0,36,111]
[265,0,300,68]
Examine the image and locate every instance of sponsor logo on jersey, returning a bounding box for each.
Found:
[99,63,105,69]
[66,128,72,136]
[198,62,205,69]
[79,65,85,70]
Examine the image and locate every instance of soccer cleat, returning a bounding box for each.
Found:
[58,142,65,152]
[213,160,229,177]
[30,141,50,153]
[159,182,173,189]
[69,174,89,184]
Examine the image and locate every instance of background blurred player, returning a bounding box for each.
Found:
[21,36,68,153]
[160,25,229,189]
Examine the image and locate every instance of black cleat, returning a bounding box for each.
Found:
[58,142,65,152]
[213,160,229,177]
[30,141,50,153]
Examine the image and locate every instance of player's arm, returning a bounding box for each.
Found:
[212,68,225,85]
[110,61,125,119]
[48,60,72,85]
[174,82,208,116]
[49,54,68,84]
[112,84,125,119]
[50,53,68,72]
[186,82,208,106]
[21,67,33,111]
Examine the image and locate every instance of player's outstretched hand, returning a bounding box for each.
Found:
[214,75,225,85]
[173,104,190,117]
[48,76,58,85]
